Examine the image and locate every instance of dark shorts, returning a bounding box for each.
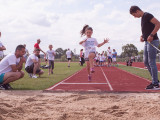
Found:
[49,60,54,69]
[25,64,41,74]
[67,58,71,61]
[38,55,41,59]
[108,56,112,59]
[0,73,5,84]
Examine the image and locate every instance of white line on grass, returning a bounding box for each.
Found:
[46,68,85,90]
[61,83,108,85]
[116,67,151,83]
[100,67,113,91]
[118,63,160,72]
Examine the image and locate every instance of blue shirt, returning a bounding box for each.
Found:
[112,52,117,58]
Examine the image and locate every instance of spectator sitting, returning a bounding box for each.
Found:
[0,45,26,90]
[25,49,44,78]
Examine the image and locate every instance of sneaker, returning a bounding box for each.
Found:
[51,71,53,74]
[32,75,38,78]
[146,83,159,90]
[0,84,6,90]
[4,83,13,90]
[29,73,33,78]
[88,75,92,82]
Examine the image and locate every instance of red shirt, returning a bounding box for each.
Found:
[34,43,40,49]
[80,51,83,57]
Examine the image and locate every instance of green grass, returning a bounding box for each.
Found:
[117,64,160,81]
[11,62,85,90]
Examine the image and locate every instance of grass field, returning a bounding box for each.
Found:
[11,62,85,90]
[117,64,160,81]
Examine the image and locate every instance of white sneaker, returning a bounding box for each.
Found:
[28,73,33,78]
[32,75,38,78]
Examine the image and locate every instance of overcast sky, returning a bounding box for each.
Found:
[0,0,160,55]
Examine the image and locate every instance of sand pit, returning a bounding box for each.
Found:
[0,91,160,120]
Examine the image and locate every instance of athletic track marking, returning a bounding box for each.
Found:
[46,68,85,90]
[46,65,160,92]
[100,67,113,91]
[119,63,160,72]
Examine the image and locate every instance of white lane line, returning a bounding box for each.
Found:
[100,67,113,91]
[118,63,160,72]
[61,83,108,85]
[46,68,85,90]
[116,67,151,83]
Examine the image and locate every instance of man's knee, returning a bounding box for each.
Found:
[39,70,44,75]
[34,63,39,68]
[14,72,21,79]
[20,71,25,78]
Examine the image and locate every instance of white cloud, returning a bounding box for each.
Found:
[0,0,160,56]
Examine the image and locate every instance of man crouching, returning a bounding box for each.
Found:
[0,45,26,90]
[25,49,44,78]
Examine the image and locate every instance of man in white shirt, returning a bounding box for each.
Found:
[66,48,72,67]
[0,45,26,90]
[23,44,29,61]
[46,45,55,75]
[107,47,112,67]
[0,32,6,61]
[25,49,44,78]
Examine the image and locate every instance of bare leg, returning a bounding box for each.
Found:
[86,61,90,75]
[3,72,24,84]
[88,53,95,70]
[68,60,71,67]
[19,71,25,78]
[33,63,39,75]
[38,70,44,77]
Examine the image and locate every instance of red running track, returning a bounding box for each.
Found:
[119,62,160,71]
[46,66,160,92]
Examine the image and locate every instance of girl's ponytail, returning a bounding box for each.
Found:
[80,25,89,37]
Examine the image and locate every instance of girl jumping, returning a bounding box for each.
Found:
[79,25,109,81]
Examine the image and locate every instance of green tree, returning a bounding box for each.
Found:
[121,44,138,57]
[55,48,64,59]
[138,50,144,56]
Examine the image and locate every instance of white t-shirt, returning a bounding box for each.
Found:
[97,55,100,60]
[107,49,112,57]
[81,38,98,58]
[25,54,39,68]
[102,55,106,61]
[23,48,29,57]
[94,53,98,60]
[66,50,71,58]
[0,41,4,56]
[100,56,103,61]
[46,50,55,60]
[0,54,20,74]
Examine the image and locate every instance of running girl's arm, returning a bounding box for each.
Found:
[97,38,109,47]
[0,46,6,51]
[79,39,87,45]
